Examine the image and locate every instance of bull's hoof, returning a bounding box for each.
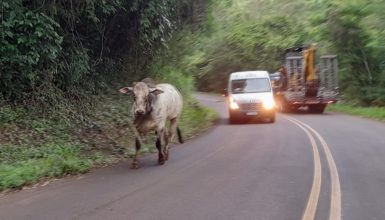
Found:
[158,158,165,165]
[130,162,139,169]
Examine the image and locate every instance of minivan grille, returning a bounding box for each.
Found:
[239,103,263,111]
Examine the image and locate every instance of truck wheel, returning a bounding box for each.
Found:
[308,104,326,113]
[288,105,299,113]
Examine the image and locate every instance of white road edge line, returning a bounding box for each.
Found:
[288,116,342,220]
[286,117,322,220]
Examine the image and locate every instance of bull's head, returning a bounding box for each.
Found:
[119,82,163,116]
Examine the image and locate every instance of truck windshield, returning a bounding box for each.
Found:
[231,78,271,93]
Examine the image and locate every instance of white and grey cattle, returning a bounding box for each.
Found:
[119,79,183,169]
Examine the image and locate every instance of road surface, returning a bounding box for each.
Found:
[1,93,385,220]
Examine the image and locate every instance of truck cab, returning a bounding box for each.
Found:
[226,71,276,124]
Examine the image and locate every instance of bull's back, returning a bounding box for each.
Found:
[156,84,183,119]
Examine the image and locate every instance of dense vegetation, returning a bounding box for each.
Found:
[1,0,208,109]
[181,0,385,106]
[0,0,216,190]
[1,0,383,110]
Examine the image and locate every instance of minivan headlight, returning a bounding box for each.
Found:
[262,98,275,110]
[229,96,239,110]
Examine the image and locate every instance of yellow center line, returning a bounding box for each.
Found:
[288,116,342,220]
[285,117,322,220]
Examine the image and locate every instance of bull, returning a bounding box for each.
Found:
[119,79,184,169]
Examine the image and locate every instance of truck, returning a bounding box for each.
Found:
[271,45,339,113]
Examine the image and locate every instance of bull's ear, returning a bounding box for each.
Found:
[149,88,164,95]
[119,87,133,94]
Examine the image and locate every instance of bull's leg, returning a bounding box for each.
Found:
[171,118,183,144]
[163,129,170,160]
[131,136,142,169]
[156,129,166,165]
[177,126,184,144]
[168,118,176,143]
[164,118,178,161]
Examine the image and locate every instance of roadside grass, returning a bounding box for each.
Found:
[0,143,93,190]
[0,105,104,191]
[0,95,218,191]
[180,97,219,138]
[327,103,385,121]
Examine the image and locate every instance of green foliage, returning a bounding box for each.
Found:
[0,143,92,190]
[1,0,201,110]
[327,103,385,121]
[0,96,125,190]
[0,0,217,191]
[180,1,308,92]
[322,0,385,105]
[0,105,27,125]
[155,67,194,97]
[1,1,63,100]
[0,91,218,190]
[0,96,115,190]
[180,0,384,106]
[179,97,218,138]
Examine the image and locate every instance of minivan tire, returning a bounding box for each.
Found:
[229,112,239,124]
[267,113,275,123]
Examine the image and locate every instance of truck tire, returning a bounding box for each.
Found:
[308,104,326,113]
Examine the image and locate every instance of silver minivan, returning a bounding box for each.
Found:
[225,71,276,124]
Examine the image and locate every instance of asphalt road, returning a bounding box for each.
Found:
[1,93,385,220]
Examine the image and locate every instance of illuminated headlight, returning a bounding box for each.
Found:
[229,96,239,110]
[262,98,275,110]
[230,102,239,110]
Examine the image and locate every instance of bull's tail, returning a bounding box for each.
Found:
[177,127,184,144]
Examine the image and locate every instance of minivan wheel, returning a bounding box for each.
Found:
[267,113,275,123]
[229,112,239,124]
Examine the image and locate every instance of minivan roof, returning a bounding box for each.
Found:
[229,71,269,80]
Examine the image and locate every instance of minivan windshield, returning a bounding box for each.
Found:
[231,78,271,93]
